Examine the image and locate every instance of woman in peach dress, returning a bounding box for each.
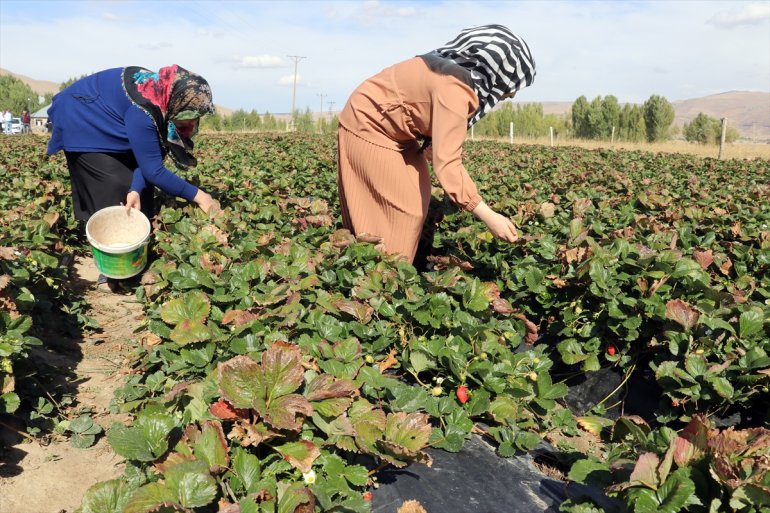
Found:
[337,24,536,263]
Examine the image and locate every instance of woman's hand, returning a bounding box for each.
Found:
[124,191,141,213]
[472,202,519,242]
[193,189,221,215]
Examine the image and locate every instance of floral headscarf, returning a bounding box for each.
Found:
[123,65,214,169]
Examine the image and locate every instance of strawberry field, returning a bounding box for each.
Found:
[1,134,769,513]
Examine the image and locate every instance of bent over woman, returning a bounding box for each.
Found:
[337,25,536,263]
[47,64,218,222]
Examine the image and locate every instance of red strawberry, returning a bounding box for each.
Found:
[456,385,469,404]
[606,345,617,356]
[362,491,373,501]
[210,399,249,420]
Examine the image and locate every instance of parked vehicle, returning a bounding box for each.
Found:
[3,117,23,135]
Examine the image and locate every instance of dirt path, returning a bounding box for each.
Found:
[0,257,143,513]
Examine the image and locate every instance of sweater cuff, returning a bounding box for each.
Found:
[464,195,483,212]
[180,183,199,202]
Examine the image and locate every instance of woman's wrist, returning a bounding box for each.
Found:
[472,201,494,222]
[193,189,210,204]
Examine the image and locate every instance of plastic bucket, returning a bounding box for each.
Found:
[85,206,151,279]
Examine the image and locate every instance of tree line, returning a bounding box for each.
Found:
[473,94,740,144]
[200,107,339,135]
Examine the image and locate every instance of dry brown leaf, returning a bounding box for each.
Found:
[693,249,713,270]
[377,348,399,373]
[397,500,428,513]
[141,333,163,347]
[0,248,18,260]
[719,258,733,276]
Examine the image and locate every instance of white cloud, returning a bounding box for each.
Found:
[278,74,302,86]
[708,3,770,28]
[353,0,419,25]
[139,42,172,51]
[102,12,119,21]
[238,55,283,68]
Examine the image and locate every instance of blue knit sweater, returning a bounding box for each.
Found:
[47,68,198,201]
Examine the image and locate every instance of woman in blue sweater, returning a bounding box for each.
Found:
[47,64,218,222]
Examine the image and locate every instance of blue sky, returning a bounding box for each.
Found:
[1,0,768,114]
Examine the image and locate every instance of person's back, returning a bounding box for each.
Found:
[48,68,137,154]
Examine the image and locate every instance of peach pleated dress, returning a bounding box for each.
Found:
[337,57,483,263]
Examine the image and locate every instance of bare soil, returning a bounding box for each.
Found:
[0,257,144,513]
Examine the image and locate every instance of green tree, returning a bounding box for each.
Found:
[601,95,621,139]
[619,104,646,142]
[248,109,262,131]
[571,95,591,138]
[683,113,740,144]
[201,113,222,132]
[229,109,249,131]
[295,107,315,133]
[0,75,41,114]
[642,94,675,142]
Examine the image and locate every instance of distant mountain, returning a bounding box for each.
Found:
[1,68,60,96]
[672,91,769,141]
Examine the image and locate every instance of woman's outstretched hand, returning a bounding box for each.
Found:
[193,189,221,215]
[124,191,141,213]
[472,202,519,242]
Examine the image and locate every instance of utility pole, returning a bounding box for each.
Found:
[317,93,327,119]
[327,100,336,118]
[287,55,306,130]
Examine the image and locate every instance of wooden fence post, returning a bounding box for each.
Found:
[719,118,727,160]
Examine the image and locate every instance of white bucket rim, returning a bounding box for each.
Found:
[85,206,151,254]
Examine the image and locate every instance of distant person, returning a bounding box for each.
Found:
[2,109,11,134]
[337,25,536,263]
[47,65,218,290]
[21,110,31,134]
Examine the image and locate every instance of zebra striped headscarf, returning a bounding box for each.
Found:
[432,24,536,127]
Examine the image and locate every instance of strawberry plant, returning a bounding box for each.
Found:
[3,134,768,512]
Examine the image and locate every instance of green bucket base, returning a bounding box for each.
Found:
[91,244,148,279]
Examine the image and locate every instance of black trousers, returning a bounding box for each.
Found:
[64,152,154,222]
